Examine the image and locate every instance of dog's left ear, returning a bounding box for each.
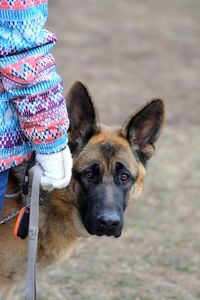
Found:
[121,99,165,165]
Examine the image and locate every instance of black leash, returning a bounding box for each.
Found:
[0,152,36,226]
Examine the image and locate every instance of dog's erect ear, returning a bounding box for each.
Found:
[66,81,98,154]
[121,99,165,165]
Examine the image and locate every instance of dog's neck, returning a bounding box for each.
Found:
[44,178,89,238]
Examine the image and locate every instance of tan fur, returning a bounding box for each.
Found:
[0,83,164,298]
[0,127,144,295]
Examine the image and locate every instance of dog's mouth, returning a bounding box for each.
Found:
[81,210,124,238]
[84,219,123,238]
[96,230,122,238]
[89,228,122,238]
[88,231,121,238]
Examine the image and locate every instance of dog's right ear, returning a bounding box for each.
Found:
[66,81,98,154]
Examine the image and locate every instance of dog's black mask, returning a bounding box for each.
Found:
[74,159,135,238]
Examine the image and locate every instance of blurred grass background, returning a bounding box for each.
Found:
[14,0,200,299]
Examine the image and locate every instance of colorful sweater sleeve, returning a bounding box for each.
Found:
[0,0,69,155]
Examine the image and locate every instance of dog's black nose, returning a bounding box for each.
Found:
[97,214,120,230]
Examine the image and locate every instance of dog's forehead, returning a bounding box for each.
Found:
[77,126,139,174]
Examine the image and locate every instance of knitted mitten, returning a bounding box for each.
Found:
[36,146,72,191]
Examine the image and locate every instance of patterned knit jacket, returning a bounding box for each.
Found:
[0,0,69,172]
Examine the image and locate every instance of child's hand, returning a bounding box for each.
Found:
[36,146,72,191]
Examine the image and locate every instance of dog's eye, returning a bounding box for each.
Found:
[120,173,129,182]
[84,170,94,179]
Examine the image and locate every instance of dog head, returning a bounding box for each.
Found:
[67,82,165,238]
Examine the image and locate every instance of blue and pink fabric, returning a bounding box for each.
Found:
[0,0,69,171]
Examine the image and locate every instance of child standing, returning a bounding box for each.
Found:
[0,0,72,212]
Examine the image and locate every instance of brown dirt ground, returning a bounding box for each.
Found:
[13,0,200,299]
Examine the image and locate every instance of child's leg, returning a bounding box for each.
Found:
[0,170,9,213]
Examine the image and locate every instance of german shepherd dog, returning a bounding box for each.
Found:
[0,82,165,298]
